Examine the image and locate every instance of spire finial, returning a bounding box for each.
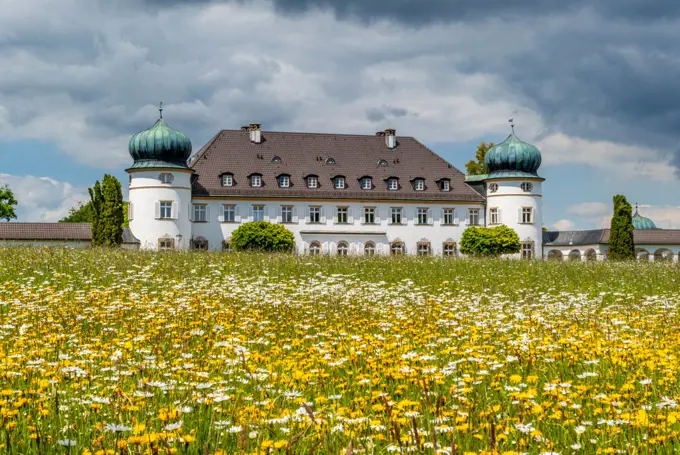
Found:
[635,202,639,215]
[508,118,515,133]
[159,101,163,119]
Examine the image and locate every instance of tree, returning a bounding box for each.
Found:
[460,225,521,257]
[0,184,18,221]
[89,174,124,247]
[465,141,494,176]
[231,221,295,252]
[609,194,635,260]
[61,200,129,227]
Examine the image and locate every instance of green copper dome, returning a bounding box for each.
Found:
[128,112,192,170]
[485,128,542,177]
[632,206,657,230]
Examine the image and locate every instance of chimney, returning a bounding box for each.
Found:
[384,128,396,149]
[249,123,262,143]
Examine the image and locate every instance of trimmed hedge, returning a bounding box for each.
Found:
[459,225,521,257]
[230,221,296,252]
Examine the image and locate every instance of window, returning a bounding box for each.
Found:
[361,178,372,190]
[337,241,349,256]
[414,179,425,191]
[522,242,534,260]
[378,159,388,166]
[222,174,233,187]
[440,180,450,192]
[159,201,173,219]
[272,156,282,164]
[279,175,290,188]
[326,158,336,165]
[159,173,174,184]
[443,242,457,257]
[417,208,428,225]
[193,204,207,222]
[521,207,533,224]
[128,202,134,221]
[417,242,431,256]
[443,208,456,225]
[337,207,348,224]
[309,206,321,223]
[364,207,375,224]
[468,209,480,226]
[158,238,174,251]
[253,205,265,222]
[192,237,208,250]
[281,205,293,223]
[490,208,499,225]
[335,177,345,189]
[388,178,398,191]
[391,207,402,225]
[307,176,318,189]
[309,241,321,256]
[251,175,262,187]
[488,183,498,193]
[222,240,231,252]
[223,205,235,222]
[390,242,404,256]
[364,242,376,256]
[521,182,533,192]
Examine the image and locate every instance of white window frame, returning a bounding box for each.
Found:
[309,241,321,256]
[192,204,208,222]
[279,175,290,188]
[391,207,402,225]
[281,205,293,223]
[488,183,499,193]
[364,242,376,256]
[159,173,174,184]
[443,242,457,257]
[417,242,431,256]
[388,178,398,191]
[417,207,428,225]
[223,205,236,223]
[307,176,318,189]
[468,208,480,226]
[521,207,533,224]
[440,180,450,192]
[361,178,372,190]
[443,208,455,225]
[222,174,233,187]
[521,242,534,259]
[521,182,533,192]
[252,205,265,222]
[337,207,348,224]
[251,175,262,187]
[158,238,175,251]
[335,177,345,189]
[309,206,321,224]
[489,207,499,225]
[390,242,404,256]
[128,202,134,221]
[414,179,425,191]
[159,201,173,219]
[364,207,375,224]
[337,241,349,256]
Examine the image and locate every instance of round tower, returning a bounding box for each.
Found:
[126,105,193,250]
[483,125,544,259]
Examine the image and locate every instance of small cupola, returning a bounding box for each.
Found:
[485,123,541,177]
[249,123,262,144]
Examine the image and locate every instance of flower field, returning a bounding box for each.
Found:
[1,249,680,454]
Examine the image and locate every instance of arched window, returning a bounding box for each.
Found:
[309,241,321,256]
[326,157,336,165]
[192,237,208,251]
[271,156,282,163]
[443,242,457,257]
[390,241,404,256]
[364,241,376,256]
[158,173,174,184]
[417,242,431,256]
[378,159,388,166]
[337,241,349,256]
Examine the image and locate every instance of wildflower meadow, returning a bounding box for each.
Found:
[1,248,680,455]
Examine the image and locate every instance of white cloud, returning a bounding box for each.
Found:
[567,202,609,217]
[635,205,680,229]
[552,219,575,231]
[0,173,88,222]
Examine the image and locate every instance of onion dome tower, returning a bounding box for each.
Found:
[479,121,544,259]
[126,103,194,251]
[632,205,657,230]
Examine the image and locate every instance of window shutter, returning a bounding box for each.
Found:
[453,208,459,225]
[249,205,254,221]
[350,243,357,255]
[292,207,299,223]
[518,208,522,223]
[172,201,179,220]
[305,206,310,223]
[403,207,409,223]
[206,206,211,222]
[478,210,484,226]
[235,205,242,222]
[320,207,326,223]
[348,207,354,224]
[154,201,160,219]
[188,204,194,222]
[218,205,225,223]
[427,208,433,224]
[263,206,269,221]
[498,209,502,224]
[440,209,445,224]
[128,202,134,221]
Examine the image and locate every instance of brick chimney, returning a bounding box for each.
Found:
[384,128,396,149]
[249,123,262,144]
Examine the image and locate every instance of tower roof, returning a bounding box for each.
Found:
[484,126,542,178]
[128,105,192,170]
[632,205,657,230]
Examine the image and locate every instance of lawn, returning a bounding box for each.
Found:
[1,248,679,454]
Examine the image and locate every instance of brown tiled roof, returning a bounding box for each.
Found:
[189,130,484,202]
[0,223,140,243]
[544,229,680,246]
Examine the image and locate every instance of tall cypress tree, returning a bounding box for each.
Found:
[89,175,124,247]
[609,194,635,260]
[88,180,104,246]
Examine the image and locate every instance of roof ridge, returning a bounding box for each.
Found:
[217,129,417,139]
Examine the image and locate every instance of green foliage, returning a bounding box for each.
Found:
[460,225,521,257]
[231,221,295,252]
[89,175,124,247]
[465,141,494,176]
[60,201,94,223]
[609,194,635,260]
[0,184,18,221]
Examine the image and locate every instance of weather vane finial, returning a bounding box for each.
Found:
[159,101,163,119]
[508,118,515,133]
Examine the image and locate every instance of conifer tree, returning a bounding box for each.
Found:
[608,194,635,260]
[88,175,124,246]
[88,181,104,246]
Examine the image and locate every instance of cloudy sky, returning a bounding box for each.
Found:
[1,0,680,228]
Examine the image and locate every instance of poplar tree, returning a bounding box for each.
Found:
[89,175,124,246]
[608,194,635,260]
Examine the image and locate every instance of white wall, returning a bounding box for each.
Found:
[127,169,193,250]
[485,178,543,258]
[189,199,486,255]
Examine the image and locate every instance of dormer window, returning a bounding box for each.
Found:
[251,175,262,187]
[279,175,290,188]
[439,179,450,192]
[378,159,388,166]
[272,156,282,164]
[221,174,233,187]
[335,177,345,189]
[307,176,318,189]
[326,158,336,165]
[159,173,174,184]
[414,179,425,191]
[387,178,398,191]
[361,177,372,190]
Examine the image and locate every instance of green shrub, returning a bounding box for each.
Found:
[609,194,635,260]
[459,225,521,257]
[230,221,295,252]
